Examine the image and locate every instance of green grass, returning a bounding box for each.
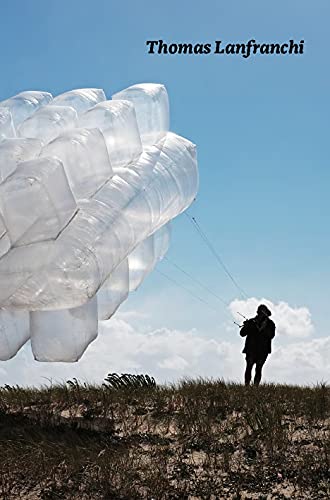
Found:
[0,376,329,499]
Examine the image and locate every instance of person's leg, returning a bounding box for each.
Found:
[245,357,254,385]
[254,356,268,386]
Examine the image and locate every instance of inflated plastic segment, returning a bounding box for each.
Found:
[97,258,129,321]
[0,310,30,361]
[128,223,171,291]
[30,295,98,362]
[0,215,10,259]
[153,223,171,263]
[112,83,169,148]
[0,133,197,310]
[0,91,53,128]
[40,128,113,200]
[0,136,44,257]
[0,156,77,246]
[41,128,113,200]
[0,137,43,184]
[79,100,142,169]
[18,105,78,144]
[51,88,106,115]
[128,234,155,292]
[0,108,16,141]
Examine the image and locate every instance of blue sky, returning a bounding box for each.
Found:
[0,1,329,384]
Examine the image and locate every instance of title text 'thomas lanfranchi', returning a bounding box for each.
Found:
[146,40,305,58]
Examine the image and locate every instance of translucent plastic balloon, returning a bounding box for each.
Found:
[51,88,106,115]
[112,83,169,147]
[40,128,113,200]
[0,84,198,362]
[18,105,78,143]
[0,215,11,259]
[79,100,142,169]
[30,296,97,362]
[0,137,43,183]
[0,91,53,128]
[0,107,16,142]
[0,310,30,361]
[128,224,170,292]
[97,258,129,321]
[0,157,77,246]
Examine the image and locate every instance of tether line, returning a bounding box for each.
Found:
[184,212,249,300]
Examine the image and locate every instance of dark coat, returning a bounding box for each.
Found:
[240,316,275,358]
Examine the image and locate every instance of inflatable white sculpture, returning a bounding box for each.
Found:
[0,84,198,362]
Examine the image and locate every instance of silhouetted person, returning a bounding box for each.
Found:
[240,304,276,386]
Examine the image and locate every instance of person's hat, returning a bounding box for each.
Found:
[257,304,271,317]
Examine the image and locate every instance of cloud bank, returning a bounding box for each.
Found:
[0,298,328,387]
[229,297,314,338]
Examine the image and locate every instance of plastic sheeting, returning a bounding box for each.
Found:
[0,83,198,362]
[0,108,16,142]
[40,128,113,200]
[0,310,30,361]
[30,296,98,362]
[112,83,169,147]
[79,100,142,169]
[0,217,11,259]
[0,91,52,128]
[128,224,171,291]
[0,137,43,183]
[18,105,78,143]
[97,258,129,321]
[0,157,77,246]
[51,88,106,115]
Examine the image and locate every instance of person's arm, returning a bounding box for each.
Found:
[240,319,253,337]
[269,321,276,339]
[265,320,276,339]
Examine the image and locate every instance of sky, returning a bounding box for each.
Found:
[0,0,329,386]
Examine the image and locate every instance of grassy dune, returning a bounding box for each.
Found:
[0,376,329,499]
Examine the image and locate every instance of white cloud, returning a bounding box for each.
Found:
[0,306,328,388]
[268,336,330,385]
[0,315,240,386]
[159,355,189,370]
[229,297,314,338]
